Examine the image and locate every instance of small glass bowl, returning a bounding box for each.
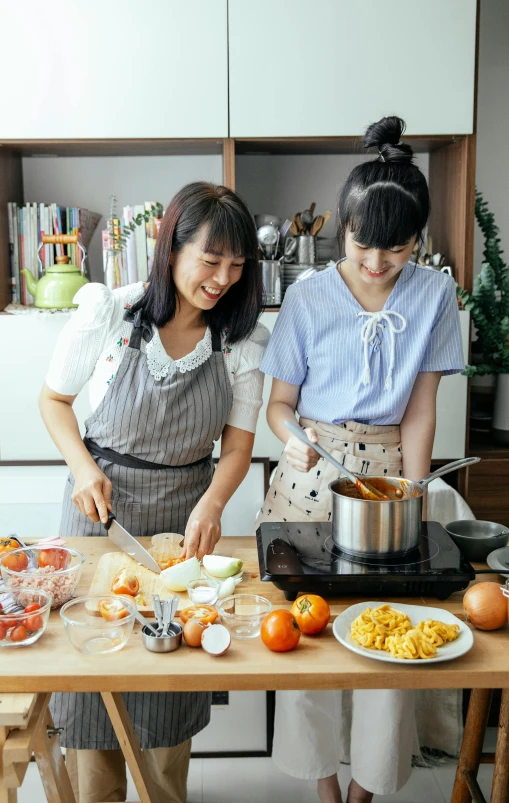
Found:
[0,546,86,609]
[60,595,136,654]
[186,577,220,606]
[0,587,52,647]
[216,594,272,639]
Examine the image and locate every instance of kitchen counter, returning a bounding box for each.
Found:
[2,537,508,694]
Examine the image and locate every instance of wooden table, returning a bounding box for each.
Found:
[1,537,508,803]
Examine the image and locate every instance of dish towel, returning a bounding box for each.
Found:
[339,479,475,764]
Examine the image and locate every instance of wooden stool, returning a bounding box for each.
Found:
[0,693,75,803]
[452,688,509,803]
[0,692,160,803]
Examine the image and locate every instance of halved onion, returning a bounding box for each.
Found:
[161,556,200,592]
[201,623,231,656]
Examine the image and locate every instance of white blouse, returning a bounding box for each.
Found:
[46,282,270,434]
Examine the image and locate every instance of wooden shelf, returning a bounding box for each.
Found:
[0,139,225,158]
[235,135,465,156]
[469,430,509,461]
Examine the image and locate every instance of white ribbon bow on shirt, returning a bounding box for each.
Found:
[357,310,407,391]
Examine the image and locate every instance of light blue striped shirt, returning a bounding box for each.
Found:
[261,262,465,425]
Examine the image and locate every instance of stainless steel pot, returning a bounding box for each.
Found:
[329,458,480,557]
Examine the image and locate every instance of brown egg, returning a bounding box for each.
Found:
[183,618,206,648]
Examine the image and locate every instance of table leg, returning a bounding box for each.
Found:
[32,707,75,803]
[0,728,17,803]
[101,692,160,803]
[491,688,509,802]
[451,688,493,803]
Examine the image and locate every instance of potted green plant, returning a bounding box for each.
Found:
[457,190,509,444]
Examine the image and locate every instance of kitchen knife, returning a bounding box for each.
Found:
[104,512,161,574]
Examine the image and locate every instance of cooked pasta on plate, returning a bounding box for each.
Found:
[333,601,473,664]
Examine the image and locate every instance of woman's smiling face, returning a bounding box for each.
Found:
[344,228,416,286]
[171,224,245,311]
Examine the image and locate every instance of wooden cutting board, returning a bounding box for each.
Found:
[88,552,192,616]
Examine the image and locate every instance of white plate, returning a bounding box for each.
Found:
[487,547,509,574]
[333,601,473,664]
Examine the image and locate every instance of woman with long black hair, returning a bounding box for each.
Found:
[40,182,269,803]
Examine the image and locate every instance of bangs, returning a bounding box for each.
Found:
[202,203,256,260]
[343,182,424,250]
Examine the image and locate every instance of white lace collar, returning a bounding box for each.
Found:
[145,326,213,380]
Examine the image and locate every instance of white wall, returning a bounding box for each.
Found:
[22,155,223,282]
[474,0,509,277]
[236,153,429,246]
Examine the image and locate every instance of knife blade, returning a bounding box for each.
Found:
[104,512,161,574]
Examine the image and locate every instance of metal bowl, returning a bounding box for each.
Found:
[141,621,182,653]
[445,520,509,562]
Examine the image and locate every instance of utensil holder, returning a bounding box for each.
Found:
[296,235,316,265]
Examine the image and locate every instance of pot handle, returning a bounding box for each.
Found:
[418,456,480,488]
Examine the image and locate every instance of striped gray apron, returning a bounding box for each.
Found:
[51,310,233,749]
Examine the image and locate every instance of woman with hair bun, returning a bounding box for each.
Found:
[257,117,464,802]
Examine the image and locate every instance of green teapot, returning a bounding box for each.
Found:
[21,234,89,309]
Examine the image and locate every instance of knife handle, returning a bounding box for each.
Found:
[104,511,115,531]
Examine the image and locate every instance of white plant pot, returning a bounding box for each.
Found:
[492,373,509,445]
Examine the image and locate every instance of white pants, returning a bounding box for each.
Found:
[272,689,415,795]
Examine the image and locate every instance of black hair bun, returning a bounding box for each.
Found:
[364,116,414,164]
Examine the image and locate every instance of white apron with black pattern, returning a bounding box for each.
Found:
[257,418,402,525]
[51,310,233,750]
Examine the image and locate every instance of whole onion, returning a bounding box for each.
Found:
[463,582,508,631]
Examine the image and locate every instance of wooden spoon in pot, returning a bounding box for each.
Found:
[284,421,389,501]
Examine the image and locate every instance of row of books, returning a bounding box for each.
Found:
[7,202,101,305]
[102,203,162,290]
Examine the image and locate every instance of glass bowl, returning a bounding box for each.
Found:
[0,546,86,609]
[216,594,272,639]
[60,595,136,654]
[186,577,220,605]
[0,587,52,647]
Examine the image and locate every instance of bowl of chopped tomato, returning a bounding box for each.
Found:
[60,594,136,654]
[0,587,52,647]
[0,546,86,609]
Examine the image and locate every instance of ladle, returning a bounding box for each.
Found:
[284,420,389,500]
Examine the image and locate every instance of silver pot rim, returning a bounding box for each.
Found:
[328,476,424,501]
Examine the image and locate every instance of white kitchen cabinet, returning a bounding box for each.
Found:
[0,0,228,139]
[0,314,90,460]
[229,0,477,137]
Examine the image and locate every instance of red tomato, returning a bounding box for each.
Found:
[2,551,29,572]
[0,623,8,640]
[24,603,41,613]
[26,614,44,631]
[98,598,130,622]
[158,556,186,570]
[37,548,70,571]
[261,610,301,652]
[111,569,140,596]
[10,625,29,642]
[291,594,330,635]
[0,538,21,556]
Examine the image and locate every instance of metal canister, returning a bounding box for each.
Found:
[296,235,316,266]
[329,477,423,557]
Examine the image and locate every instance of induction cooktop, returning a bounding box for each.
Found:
[256,521,475,601]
